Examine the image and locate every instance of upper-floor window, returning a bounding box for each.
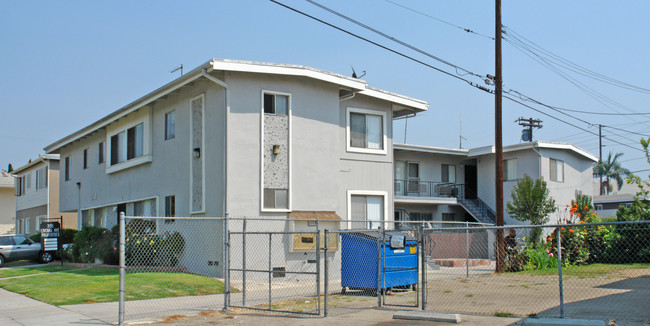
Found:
[111,123,143,165]
[347,107,387,154]
[98,142,105,164]
[550,158,564,182]
[25,173,31,190]
[165,111,175,140]
[83,149,88,169]
[64,156,70,181]
[263,93,288,115]
[504,159,517,181]
[442,164,456,183]
[36,167,47,190]
[15,176,24,196]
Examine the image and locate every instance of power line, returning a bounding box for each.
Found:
[602,125,649,137]
[383,0,494,40]
[305,0,485,79]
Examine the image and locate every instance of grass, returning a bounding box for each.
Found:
[493,311,515,317]
[516,263,650,278]
[0,268,231,306]
[0,266,77,278]
[442,290,453,293]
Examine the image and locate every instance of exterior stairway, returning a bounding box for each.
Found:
[457,195,496,224]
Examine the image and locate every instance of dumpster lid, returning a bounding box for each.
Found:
[345,230,416,242]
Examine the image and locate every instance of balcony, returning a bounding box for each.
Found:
[394,179,464,199]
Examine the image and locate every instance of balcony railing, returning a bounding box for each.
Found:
[394,179,465,198]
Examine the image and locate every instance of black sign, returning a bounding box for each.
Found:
[41,221,61,251]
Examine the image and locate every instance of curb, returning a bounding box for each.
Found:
[393,310,462,323]
[522,317,606,326]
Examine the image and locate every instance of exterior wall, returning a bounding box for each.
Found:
[15,161,48,211]
[58,78,227,223]
[0,187,15,233]
[475,149,540,225]
[47,160,77,229]
[394,202,468,223]
[16,205,47,235]
[539,148,595,224]
[393,150,468,185]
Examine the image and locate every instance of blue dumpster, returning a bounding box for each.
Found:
[340,231,418,293]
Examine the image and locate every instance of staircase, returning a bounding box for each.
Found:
[457,188,496,224]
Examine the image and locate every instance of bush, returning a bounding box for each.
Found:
[125,219,185,267]
[30,233,41,243]
[71,226,118,264]
[524,241,558,270]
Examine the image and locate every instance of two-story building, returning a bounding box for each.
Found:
[43,59,428,275]
[0,171,15,234]
[394,141,597,225]
[12,155,76,235]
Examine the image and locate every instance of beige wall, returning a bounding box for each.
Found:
[47,161,77,229]
[0,187,15,230]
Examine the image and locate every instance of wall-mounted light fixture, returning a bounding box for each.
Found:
[273,145,280,155]
[193,148,201,159]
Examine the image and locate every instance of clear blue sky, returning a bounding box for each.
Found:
[2,1,650,174]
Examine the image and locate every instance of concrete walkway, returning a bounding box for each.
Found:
[0,289,109,325]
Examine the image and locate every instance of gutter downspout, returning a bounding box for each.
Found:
[531,142,543,179]
[200,68,229,217]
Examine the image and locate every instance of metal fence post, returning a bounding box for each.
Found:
[324,229,329,317]
[377,227,382,308]
[223,215,230,310]
[118,212,125,326]
[557,227,565,318]
[465,221,470,278]
[315,229,321,316]
[381,225,387,306]
[242,217,247,306]
[421,226,426,310]
[268,233,272,310]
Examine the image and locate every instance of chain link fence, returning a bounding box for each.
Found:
[117,215,650,325]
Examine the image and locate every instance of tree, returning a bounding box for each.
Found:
[7,164,12,173]
[506,174,556,245]
[593,152,631,195]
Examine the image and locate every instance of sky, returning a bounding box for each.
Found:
[2,1,650,175]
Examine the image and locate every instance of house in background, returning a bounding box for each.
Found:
[44,59,428,276]
[0,171,15,234]
[12,155,76,235]
[394,141,597,226]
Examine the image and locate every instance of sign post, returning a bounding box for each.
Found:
[40,219,62,265]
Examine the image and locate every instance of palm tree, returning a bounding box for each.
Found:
[593,152,631,195]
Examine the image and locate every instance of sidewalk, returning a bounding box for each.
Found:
[0,289,109,325]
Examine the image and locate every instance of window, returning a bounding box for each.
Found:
[165,196,175,223]
[25,173,31,190]
[442,164,456,183]
[350,194,384,229]
[595,204,603,211]
[550,158,564,182]
[348,108,384,152]
[25,218,30,234]
[264,188,288,209]
[503,159,517,181]
[133,201,144,216]
[407,162,420,192]
[98,142,105,164]
[64,156,70,181]
[165,111,175,140]
[36,167,47,190]
[93,208,105,227]
[263,93,288,115]
[15,176,24,196]
[110,123,143,165]
[83,149,88,169]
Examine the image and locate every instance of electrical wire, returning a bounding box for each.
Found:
[383,0,494,40]
[305,0,485,79]
[602,125,650,137]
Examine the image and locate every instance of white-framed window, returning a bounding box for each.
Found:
[93,208,106,227]
[263,188,288,210]
[106,108,152,174]
[15,176,23,196]
[64,156,70,181]
[36,166,47,190]
[165,110,175,140]
[165,195,175,217]
[346,107,387,155]
[347,190,387,229]
[98,142,105,164]
[263,93,289,115]
[442,164,456,183]
[595,204,603,211]
[25,217,30,234]
[550,158,564,182]
[25,173,31,190]
[504,159,517,181]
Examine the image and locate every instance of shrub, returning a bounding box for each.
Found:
[30,233,41,243]
[524,242,558,270]
[72,226,118,264]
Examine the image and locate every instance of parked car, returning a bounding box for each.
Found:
[0,234,53,266]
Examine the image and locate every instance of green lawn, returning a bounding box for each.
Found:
[0,266,77,278]
[516,263,650,278]
[0,268,229,306]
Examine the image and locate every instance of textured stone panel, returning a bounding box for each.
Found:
[264,114,289,189]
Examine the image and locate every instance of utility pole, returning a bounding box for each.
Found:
[599,124,603,195]
[515,117,543,142]
[495,0,505,273]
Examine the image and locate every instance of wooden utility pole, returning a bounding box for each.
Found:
[495,0,505,273]
[599,124,603,195]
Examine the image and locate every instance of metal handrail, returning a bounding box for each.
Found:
[394,179,464,198]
